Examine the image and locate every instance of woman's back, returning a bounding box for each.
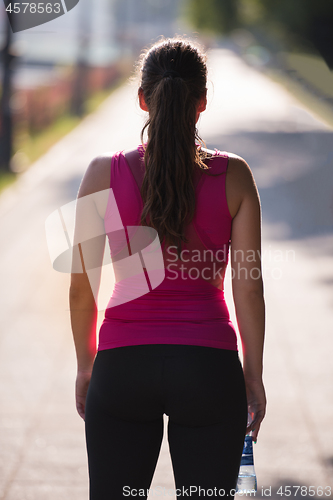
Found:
[97,144,239,351]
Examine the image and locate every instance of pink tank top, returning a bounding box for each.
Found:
[98,144,238,351]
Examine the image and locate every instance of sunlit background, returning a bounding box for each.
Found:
[0,0,333,499]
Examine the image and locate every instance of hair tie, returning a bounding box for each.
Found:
[163,70,181,79]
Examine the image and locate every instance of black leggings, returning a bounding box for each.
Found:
[85,344,248,499]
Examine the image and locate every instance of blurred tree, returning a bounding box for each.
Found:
[188,0,239,34]
[255,0,333,68]
[187,0,333,69]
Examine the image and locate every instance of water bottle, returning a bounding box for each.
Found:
[236,413,257,494]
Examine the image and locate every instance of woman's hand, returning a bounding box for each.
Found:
[75,370,92,421]
[245,377,266,443]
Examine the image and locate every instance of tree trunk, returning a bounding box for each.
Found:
[0,19,15,172]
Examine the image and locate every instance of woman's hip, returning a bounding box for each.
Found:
[86,343,247,426]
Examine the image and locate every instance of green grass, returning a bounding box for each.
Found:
[242,30,333,130]
[0,76,128,195]
[279,52,333,99]
[265,67,333,130]
[17,114,82,165]
[0,171,17,192]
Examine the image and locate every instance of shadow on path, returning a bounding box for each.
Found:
[206,129,333,245]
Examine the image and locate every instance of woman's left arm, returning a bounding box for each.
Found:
[69,156,110,420]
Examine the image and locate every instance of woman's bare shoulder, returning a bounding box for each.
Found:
[224,152,259,218]
[226,153,257,189]
[227,151,251,171]
[78,153,114,198]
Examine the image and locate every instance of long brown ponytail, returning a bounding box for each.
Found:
[137,37,222,256]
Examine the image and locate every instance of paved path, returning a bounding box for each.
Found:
[0,48,332,499]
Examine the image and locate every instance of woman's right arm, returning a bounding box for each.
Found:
[69,156,111,419]
[228,156,266,442]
